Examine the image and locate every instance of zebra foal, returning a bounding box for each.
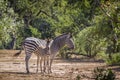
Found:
[35,39,51,73]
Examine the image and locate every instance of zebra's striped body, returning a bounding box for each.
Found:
[14,37,50,73]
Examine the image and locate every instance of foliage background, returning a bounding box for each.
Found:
[0,0,120,65]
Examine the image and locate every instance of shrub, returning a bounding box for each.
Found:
[76,75,81,80]
[93,67,116,80]
[105,53,120,65]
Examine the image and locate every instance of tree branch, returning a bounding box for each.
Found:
[100,4,120,23]
[100,5,112,20]
[66,52,97,58]
[36,10,59,21]
[36,10,51,17]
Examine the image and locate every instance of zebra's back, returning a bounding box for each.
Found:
[23,37,47,54]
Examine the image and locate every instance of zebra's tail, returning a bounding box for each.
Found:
[13,50,22,57]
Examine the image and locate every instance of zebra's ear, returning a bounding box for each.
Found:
[45,38,47,41]
[49,38,52,41]
[46,38,52,43]
[45,38,49,42]
[67,33,72,38]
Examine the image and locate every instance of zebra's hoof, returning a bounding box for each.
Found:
[48,70,52,74]
[40,71,44,74]
[36,70,38,73]
[26,71,30,74]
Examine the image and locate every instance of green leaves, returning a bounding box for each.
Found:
[93,67,116,80]
[30,26,41,38]
[0,0,23,49]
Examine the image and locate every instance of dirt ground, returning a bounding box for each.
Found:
[0,50,120,80]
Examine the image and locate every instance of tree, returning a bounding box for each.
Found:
[0,0,23,49]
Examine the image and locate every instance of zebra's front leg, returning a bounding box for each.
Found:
[49,58,53,73]
[49,55,55,73]
[25,53,32,74]
[46,56,50,74]
[36,56,40,73]
[40,57,43,73]
[43,56,46,73]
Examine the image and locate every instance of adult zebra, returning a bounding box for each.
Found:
[48,33,75,73]
[14,37,50,73]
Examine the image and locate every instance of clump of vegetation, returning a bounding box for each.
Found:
[105,53,120,65]
[93,67,116,80]
[0,0,120,65]
[76,75,81,80]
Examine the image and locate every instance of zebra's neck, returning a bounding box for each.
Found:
[50,37,66,54]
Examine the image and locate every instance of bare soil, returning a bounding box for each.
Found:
[0,50,120,80]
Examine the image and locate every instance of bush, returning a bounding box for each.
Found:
[76,75,81,80]
[105,53,120,65]
[93,67,116,80]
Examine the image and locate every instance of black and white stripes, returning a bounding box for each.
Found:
[14,37,50,73]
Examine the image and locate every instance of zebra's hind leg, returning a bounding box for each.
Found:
[36,56,40,73]
[25,53,32,74]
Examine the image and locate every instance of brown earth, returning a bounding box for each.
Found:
[0,50,120,80]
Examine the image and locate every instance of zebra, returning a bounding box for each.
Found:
[14,37,51,73]
[48,33,75,73]
[34,38,51,73]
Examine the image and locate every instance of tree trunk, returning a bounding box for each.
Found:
[10,35,16,49]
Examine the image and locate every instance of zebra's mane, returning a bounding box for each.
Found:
[54,33,68,41]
